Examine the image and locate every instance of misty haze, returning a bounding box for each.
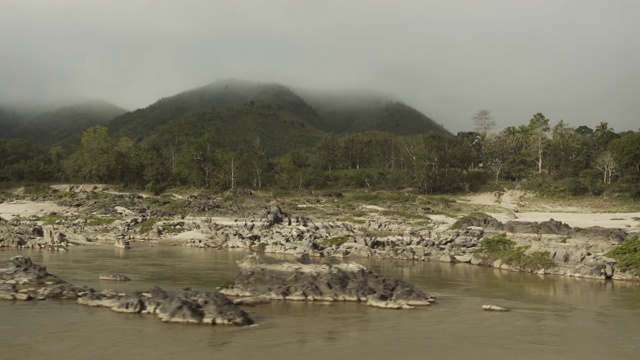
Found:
[1,1,640,360]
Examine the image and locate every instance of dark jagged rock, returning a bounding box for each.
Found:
[74,286,253,325]
[222,254,434,309]
[157,290,253,325]
[0,256,65,285]
[260,205,288,229]
[0,256,253,326]
[99,272,131,281]
[114,236,131,249]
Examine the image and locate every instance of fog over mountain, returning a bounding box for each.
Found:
[1,0,638,133]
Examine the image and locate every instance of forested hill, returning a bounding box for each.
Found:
[0,106,22,138]
[1,100,127,147]
[298,89,450,135]
[107,80,449,142]
[108,80,325,140]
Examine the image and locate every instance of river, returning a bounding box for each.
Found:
[1,246,639,359]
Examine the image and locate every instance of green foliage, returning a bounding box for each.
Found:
[477,233,516,252]
[135,218,156,234]
[65,125,117,183]
[475,233,557,270]
[218,279,235,289]
[2,81,640,200]
[322,235,350,247]
[11,100,126,148]
[606,236,640,275]
[254,242,267,252]
[450,212,495,230]
[467,169,491,191]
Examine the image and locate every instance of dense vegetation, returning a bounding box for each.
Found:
[474,233,557,270]
[606,236,640,275]
[0,100,126,148]
[0,82,638,200]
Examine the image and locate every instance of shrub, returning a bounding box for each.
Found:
[606,236,640,275]
[450,212,495,230]
[135,218,156,234]
[475,233,556,270]
[477,233,516,253]
[218,279,235,289]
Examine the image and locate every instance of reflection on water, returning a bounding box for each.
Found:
[1,246,640,359]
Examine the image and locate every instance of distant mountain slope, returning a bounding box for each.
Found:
[0,106,23,138]
[106,80,450,157]
[298,89,451,135]
[150,100,324,157]
[109,79,324,139]
[10,100,127,147]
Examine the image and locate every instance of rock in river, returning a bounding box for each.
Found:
[0,256,65,285]
[221,254,435,309]
[0,256,253,326]
[99,272,131,281]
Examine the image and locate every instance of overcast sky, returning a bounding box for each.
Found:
[1,0,638,133]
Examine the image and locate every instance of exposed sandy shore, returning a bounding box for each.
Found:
[0,200,70,221]
[3,189,638,233]
[460,190,640,232]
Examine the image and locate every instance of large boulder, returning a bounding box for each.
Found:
[157,290,253,325]
[222,254,435,309]
[0,256,65,285]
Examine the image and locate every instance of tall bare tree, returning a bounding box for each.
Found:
[472,109,496,137]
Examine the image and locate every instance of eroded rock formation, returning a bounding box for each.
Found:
[0,256,253,326]
[221,254,435,309]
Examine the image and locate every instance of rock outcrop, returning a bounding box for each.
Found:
[77,286,253,326]
[99,272,131,281]
[0,256,253,326]
[221,254,435,309]
[0,255,65,285]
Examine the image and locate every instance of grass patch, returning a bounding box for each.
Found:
[338,217,366,224]
[135,218,156,234]
[218,279,235,289]
[606,236,640,276]
[322,235,350,247]
[160,225,186,234]
[474,233,557,270]
[87,216,118,226]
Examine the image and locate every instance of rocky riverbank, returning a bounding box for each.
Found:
[1,185,639,281]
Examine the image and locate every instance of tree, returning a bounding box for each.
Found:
[249,137,268,188]
[528,113,550,173]
[341,134,367,169]
[317,133,339,171]
[611,132,640,175]
[219,150,241,190]
[472,109,496,137]
[594,122,618,151]
[483,133,509,182]
[66,125,116,183]
[594,150,618,184]
[548,120,581,178]
[175,129,218,188]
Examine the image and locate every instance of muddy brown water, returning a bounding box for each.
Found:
[1,246,639,359]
